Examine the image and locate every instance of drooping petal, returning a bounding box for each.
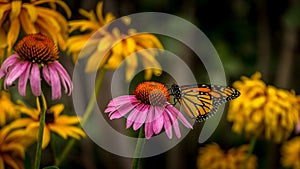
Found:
[152,106,164,134]
[51,62,72,95]
[166,103,192,129]
[42,66,51,84]
[29,63,41,96]
[48,64,61,100]
[107,95,137,107]
[109,101,136,120]
[126,103,143,129]
[163,112,172,139]
[18,62,31,96]
[5,61,29,86]
[0,54,19,73]
[166,108,181,138]
[145,106,155,139]
[133,105,149,130]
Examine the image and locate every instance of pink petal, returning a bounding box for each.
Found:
[152,106,164,134]
[163,112,172,138]
[18,62,31,96]
[104,106,116,113]
[133,105,149,130]
[30,63,41,96]
[42,66,51,84]
[5,61,28,86]
[0,54,19,73]
[166,103,192,129]
[108,96,137,107]
[145,106,155,139]
[166,108,181,138]
[109,102,135,119]
[126,103,143,128]
[51,62,73,95]
[49,64,61,100]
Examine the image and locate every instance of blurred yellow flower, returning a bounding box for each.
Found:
[0,126,35,169]
[0,91,19,126]
[0,0,71,51]
[10,99,86,149]
[197,143,257,169]
[67,1,163,81]
[281,136,300,169]
[227,72,299,143]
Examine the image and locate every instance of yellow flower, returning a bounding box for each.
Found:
[0,126,35,169]
[227,72,299,143]
[0,91,19,126]
[67,2,163,81]
[197,143,257,169]
[281,136,300,169]
[10,98,86,149]
[0,0,71,51]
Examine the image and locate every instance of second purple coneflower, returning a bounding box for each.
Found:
[105,82,192,139]
[0,34,73,100]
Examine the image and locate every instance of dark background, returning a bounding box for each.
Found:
[56,0,300,168]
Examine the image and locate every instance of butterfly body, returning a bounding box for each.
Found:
[170,84,240,122]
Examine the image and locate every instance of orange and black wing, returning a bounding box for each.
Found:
[171,84,240,122]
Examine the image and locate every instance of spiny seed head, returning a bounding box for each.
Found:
[134,82,170,106]
[15,34,59,64]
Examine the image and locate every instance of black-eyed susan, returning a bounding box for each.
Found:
[105,81,192,139]
[227,72,299,143]
[0,91,19,126]
[10,98,86,149]
[0,0,70,51]
[0,126,35,169]
[197,143,257,169]
[281,136,300,169]
[0,34,72,100]
[67,1,163,81]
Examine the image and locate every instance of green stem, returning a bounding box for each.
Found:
[242,134,257,169]
[55,68,106,166]
[131,128,145,169]
[34,93,47,169]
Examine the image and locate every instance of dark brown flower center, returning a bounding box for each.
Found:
[45,110,55,124]
[134,82,170,106]
[15,34,59,64]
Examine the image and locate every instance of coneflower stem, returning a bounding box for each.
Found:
[132,127,145,169]
[34,93,47,169]
[55,68,106,166]
[242,134,257,169]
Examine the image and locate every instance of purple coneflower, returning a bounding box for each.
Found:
[105,82,192,139]
[0,34,72,100]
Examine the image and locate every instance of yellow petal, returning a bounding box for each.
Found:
[36,7,68,34]
[22,4,37,22]
[9,1,21,20]
[48,125,68,139]
[95,2,104,23]
[55,116,80,125]
[2,143,25,158]
[7,18,20,50]
[3,155,21,169]
[42,127,51,149]
[125,53,137,81]
[19,9,37,34]
[0,3,11,22]
[49,104,64,117]
[33,0,71,18]
[0,156,4,169]
[79,8,97,23]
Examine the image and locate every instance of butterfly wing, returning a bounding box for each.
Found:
[174,84,240,122]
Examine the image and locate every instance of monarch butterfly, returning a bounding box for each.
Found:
[170,84,240,122]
